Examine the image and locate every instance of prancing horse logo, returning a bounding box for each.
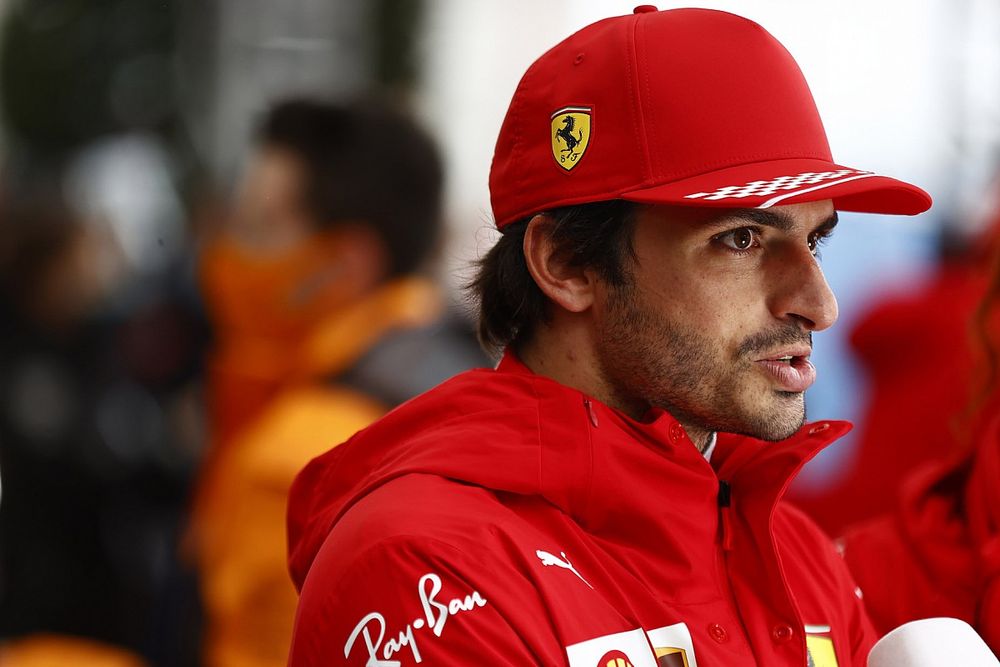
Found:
[556,116,582,153]
[550,106,592,171]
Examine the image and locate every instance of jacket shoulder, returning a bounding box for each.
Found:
[290,475,563,667]
[328,473,518,560]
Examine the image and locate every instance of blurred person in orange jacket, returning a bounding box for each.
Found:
[0,634,147,667]
[192,98,486,667]
[836,243,1000,656]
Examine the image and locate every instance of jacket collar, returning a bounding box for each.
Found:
[497,348,851,523]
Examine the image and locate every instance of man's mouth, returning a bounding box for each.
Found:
[754,350,816,392]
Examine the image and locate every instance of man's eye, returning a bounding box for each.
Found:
[717,227,759,251]
[808,232,832,256]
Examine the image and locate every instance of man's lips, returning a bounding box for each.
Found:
[754,349,816,392]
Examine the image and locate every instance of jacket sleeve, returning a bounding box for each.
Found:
[288,534,565,667]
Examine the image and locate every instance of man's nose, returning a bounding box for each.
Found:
[770,247,839,332]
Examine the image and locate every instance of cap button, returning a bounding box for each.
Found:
[633,5,658,13]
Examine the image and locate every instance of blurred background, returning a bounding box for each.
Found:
[0,0,996,665]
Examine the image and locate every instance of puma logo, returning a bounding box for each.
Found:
[535,549,594,589]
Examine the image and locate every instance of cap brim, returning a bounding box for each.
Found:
[620,158,931,215]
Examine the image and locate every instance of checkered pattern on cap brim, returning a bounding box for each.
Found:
[619,158,931,215]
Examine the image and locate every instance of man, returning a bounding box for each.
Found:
[192,99,486,667]
[286,8,931,667]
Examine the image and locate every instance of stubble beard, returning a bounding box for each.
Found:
[596,283,808,441]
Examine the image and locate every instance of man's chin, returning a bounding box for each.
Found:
[727,393,806,441]
[687,404,804,442]
[753,403,806,441]
[751,422,805,442]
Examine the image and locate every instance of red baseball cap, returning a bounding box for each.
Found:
[489,6,932,230]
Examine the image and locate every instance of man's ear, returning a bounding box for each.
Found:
[523,214,596,313]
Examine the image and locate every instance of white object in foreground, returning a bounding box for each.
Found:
[868,617,999,667]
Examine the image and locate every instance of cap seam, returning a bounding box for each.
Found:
[626,14,653,182]
[636,14,659,181]
[511,71,528,197]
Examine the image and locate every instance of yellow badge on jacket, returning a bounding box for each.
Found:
[805,625,839,667]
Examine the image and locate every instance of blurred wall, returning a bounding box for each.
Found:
[193,0,370,187]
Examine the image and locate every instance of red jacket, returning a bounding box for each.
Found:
[287,352,875,667]
[840,416,1000,656]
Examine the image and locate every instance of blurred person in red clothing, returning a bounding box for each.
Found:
[836,241,1000,656]
[191,98,486,667]
[789,209,1000,538]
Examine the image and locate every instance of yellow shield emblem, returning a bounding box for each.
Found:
[805,626,840,667]
[551,106,592,171]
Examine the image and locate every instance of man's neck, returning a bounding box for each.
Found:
[676,422,715,453]
[517,324,715,454]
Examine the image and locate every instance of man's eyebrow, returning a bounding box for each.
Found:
[705,208,839,233]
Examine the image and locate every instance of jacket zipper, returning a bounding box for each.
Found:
[718,479,733,551]
[715,480,764,662]
[583,396,599,427]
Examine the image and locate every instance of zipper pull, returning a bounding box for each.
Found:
[583,397,599,428]
[718,480,734,551]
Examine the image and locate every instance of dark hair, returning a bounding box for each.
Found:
[468,200,639,356]
[258,98,444,276]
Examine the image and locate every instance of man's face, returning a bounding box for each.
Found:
[591,200,839,441]
[229,146,315,255]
